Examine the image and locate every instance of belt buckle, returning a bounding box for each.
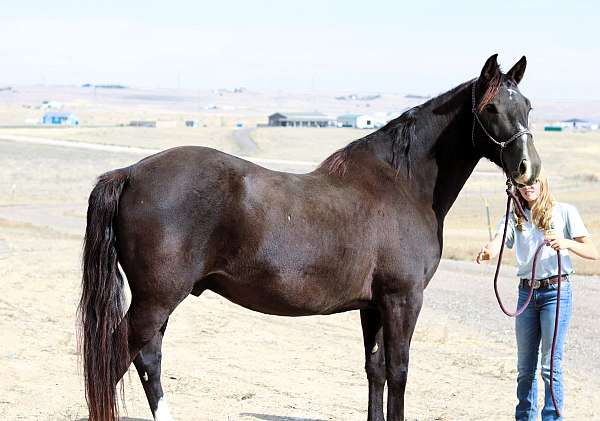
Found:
[530,279,541,289]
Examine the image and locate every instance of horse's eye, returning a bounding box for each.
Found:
[484,103,499,114]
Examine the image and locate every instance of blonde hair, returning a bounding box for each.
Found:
[514,169,555,233]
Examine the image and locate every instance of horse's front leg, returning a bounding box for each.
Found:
[380,285,424,421]
[360,308,386,421]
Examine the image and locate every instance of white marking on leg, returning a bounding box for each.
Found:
[154,396,174,421]
[371,342,379,354]
[143,372,149,382]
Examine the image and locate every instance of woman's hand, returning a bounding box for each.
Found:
[476,235,503,264]
[476,247,494,264]
[546,238,571,252]
[548,236,599,260]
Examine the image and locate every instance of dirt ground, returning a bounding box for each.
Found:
[1,137,599,421]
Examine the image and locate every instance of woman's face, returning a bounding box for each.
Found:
[518,179,541,203]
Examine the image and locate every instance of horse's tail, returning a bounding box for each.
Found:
[78,168,130,421]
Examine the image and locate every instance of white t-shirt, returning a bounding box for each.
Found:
[495,202,590,279]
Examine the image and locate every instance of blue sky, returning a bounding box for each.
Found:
[1,0,598,99]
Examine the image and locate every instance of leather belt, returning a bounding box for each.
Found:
[520,275,569,290]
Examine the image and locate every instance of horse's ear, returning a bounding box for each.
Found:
[480,54,500,82]
[506,56,527,84]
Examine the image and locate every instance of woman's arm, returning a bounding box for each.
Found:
[475,234,505,263]
[547,236,599,260]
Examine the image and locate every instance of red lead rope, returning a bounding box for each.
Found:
[493,181,563,417]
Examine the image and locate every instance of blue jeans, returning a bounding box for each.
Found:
[515,280,572,421]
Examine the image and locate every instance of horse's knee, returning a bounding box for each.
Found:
[366,366,386,386]
[365,352,386,385]
[386,365,408,388]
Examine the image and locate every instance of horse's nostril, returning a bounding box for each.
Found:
[519,160,529,174]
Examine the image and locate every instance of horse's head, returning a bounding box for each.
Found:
[473,54,541,186]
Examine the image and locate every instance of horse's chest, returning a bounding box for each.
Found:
[375,209,441,281]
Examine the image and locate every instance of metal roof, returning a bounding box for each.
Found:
[562,118,590,123]
[270,112,332,121]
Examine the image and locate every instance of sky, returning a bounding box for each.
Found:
[0,0,598,100]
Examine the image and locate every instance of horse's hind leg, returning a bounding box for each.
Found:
[112,297,179,419]
[360,308,386,421]
[133,318,173,421]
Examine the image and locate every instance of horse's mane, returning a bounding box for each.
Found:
[320,73,503,178]
[319,107,419,178]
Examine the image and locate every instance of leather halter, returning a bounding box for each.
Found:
[471,79,531,150]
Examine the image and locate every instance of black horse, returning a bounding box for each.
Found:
[79,54,540,421]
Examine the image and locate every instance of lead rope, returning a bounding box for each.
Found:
[493,180,563,417]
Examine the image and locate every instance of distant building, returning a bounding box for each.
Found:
[561,118,598,130]
[94,84,127,89]
[41,111,79,126]
[129,120,157,128]
[335,94,381,101]
[546,119,598,131]
[405,94,431,100]
[185,120,199,128]
[268,112,334,127]
[40,100,63,110]
[337,114,375,129]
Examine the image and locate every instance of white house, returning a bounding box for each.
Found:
[337,114,375,129]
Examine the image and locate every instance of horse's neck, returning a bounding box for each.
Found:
[400,84,481,220]
[334,81,481,221]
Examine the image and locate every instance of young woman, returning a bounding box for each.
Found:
[475,172,598,421]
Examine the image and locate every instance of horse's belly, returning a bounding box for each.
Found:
[205,269,373,317]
